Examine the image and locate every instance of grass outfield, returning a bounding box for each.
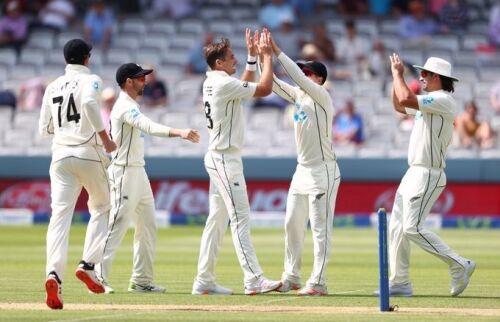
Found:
[1,225,499,321]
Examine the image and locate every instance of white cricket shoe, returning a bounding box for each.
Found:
[374,282,413,297]
[450,260,476,297]
[128,282,166,293]
[192,281,233,295]
[45,274,63,310]
[297,284,328,296]
[75,262,105,294]
[103,282,115,294]
[276,279,301,293]
[244,277,282,295]
[99,280,115,294]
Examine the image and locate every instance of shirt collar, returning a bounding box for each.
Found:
[118,90,139,107]
[206,70,230,77]
[65,64,91,75]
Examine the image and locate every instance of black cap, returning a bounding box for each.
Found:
[64,39,92,64]
[116,63,153,86]
[296,61,328,84]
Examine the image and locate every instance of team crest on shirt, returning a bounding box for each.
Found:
[130,108,141,120]
[415,111,423,120]
[92,81,99,90]
[242,82,248,88]
[293,102,308,122]
[422,96,434,105]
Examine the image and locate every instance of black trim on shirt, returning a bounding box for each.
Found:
[227,100,235,149]
[272,78,295,102]
[430,114,434,167]
[125,128,134,166]
[100,165,125,281]
[314,103,325,161]
[59,132,96,147]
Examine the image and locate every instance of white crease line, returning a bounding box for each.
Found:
[244,289,365,307]
[247,296,302,306]
[50,312,143,322]
[331,289,365,295]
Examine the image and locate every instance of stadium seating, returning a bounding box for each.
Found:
[0,0,498,158]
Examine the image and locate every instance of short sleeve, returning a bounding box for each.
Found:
[222,78,257,100]
[417,92,454,116]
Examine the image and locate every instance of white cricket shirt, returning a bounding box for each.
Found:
[405,90,457,169]
[203,70,257,152]
[39,64,106,162]
[272,52,336,166]
[110,91,171,167]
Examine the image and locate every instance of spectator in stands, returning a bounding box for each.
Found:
[0,89,17,110]
[333,100,364,145]
[17,77,46,112]
[398,0,438,48]
[336,20,369,79]
[337,0,369,16]
[0,0,28,54]
[391,0,409,16]
[290,0,318,27]
[100,86,115,132]
[142,67,168,108]
[489,4,500,47]
[428,0,448,16]
[438,0,469,34]
[490,81,500,114]
[368,0,391,16]
[301,43,322,61]
[273,19,302,61]
[303,22,336,64]
[369,40,390,79]
[455,101,496,149]
[37,0,75,32]
[84,0,114,51]
[186,33,213,75]
[141,0,193,19]
[259,0,295,30]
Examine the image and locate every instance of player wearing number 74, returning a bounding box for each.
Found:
[38,39,117,309]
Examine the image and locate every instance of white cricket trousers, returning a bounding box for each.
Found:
[46,157,110,280]
[389,166,468,285]
[282,161,340,287]
[195,151,264,288]
[95,165,157,285]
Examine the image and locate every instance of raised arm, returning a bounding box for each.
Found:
[240,28,258,82]
[253,29,273,97]
[390,53,418,110]
[269,33,328,105]
[256,53,297,104]
[392,85,407,114]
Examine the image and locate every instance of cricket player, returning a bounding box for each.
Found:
[264,35,340,296]
[385,54,475,297]
[39,39,117,310]
[95,63,199,293]
[192,29,281,295]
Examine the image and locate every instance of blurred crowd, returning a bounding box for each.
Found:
[0,0,499,152]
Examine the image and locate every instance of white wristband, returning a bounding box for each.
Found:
[247,55,257,63]
[246,63,257,71]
